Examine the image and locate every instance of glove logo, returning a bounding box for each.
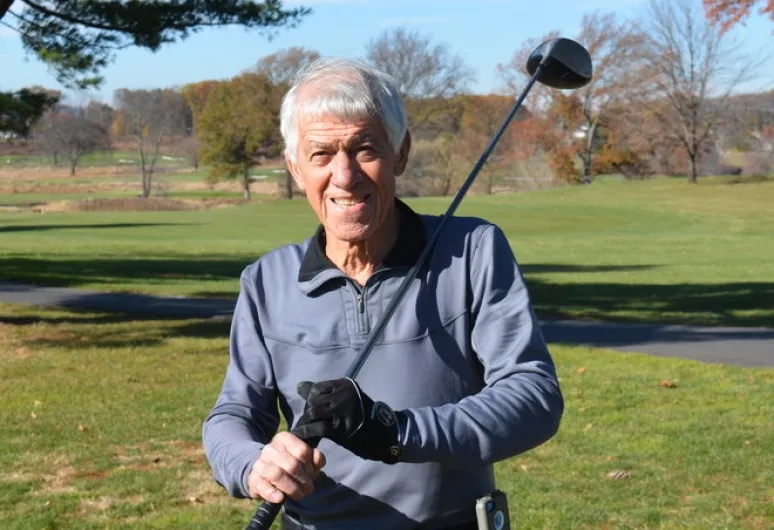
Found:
[374,402,396,426]
[494,510,505,530]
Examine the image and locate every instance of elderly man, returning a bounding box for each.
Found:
[203,57,563,530]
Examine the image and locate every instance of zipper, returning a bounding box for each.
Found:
[350,282,369,335]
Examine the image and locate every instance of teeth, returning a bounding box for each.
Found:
[333,198,362,206]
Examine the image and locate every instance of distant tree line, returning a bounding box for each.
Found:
[1,0,773,198]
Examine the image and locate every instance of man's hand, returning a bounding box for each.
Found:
[247,431,326,503]
[293,378,404,464]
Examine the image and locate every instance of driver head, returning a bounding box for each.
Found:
[527,38,593,89]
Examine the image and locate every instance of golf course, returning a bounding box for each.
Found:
[1,171,772,529]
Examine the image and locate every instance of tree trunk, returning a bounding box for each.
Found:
[69,158,77,176]
[688,153,698,184]
[243,171,252,200]
[284,170,293,199]
[582,121,597,185]
[142,172,152,197]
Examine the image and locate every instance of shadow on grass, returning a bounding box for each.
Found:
[529,280,774,328]
[0,256,254,289]
[1,259,772,329]
[0,223,190,233]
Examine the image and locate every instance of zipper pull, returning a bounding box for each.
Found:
[356,293,364,313]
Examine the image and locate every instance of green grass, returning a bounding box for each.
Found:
[1,176,772,327]
[1,302,771,529]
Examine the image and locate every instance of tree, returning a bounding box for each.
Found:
[498,14,648,184]
[253,46,320,87]
[114,88,189,197]
[181,80,220,170]
[644,0,759,183]
[34,108,110,175]
[458,94,526,194]
[0,1,311,88]
[197,73,283,200]
[82,100,114,131]
[253,46,320,198]
[0,87,60,137]
[365,27,475,133]
[704,0,774,32]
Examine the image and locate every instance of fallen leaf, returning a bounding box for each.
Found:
[29,411,38,419]
[34,400,42,407]
[153,456,161,463]
[188,495,203,504]
[660,380,677,388]
[584,423,593,432]
[77,424,87,431]
[577,367,587,375]
[607,470,633,480]
[519,464,528,471]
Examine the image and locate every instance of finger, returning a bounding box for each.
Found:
[311,449,326,475]
[261,442,315,488]
[256,459,312,501]
[275,431,317,472]
[250,474,284,503]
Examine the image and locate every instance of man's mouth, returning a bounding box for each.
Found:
[331,196,368,207]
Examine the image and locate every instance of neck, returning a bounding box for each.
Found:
[325,207,399,286]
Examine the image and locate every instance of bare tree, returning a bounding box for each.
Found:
[82,100,114,131]
[34,109,110,175]
[499,16,649,184]
[254,46,320,87]
[114,89,189,197]
[644,0,759,183]
[365,27,475,132]
[574,13,649,183]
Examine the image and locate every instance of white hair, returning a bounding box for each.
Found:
[280,57,408,162]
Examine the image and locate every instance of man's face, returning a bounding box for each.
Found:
[287,112,410,245]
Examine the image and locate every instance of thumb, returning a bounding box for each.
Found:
[297,380,314,400]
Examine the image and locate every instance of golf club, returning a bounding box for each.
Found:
[246,36,592,530]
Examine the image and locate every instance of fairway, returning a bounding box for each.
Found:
[1,302,771,529]
[1,176,773,326]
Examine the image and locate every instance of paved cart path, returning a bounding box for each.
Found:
[1,281,772,368]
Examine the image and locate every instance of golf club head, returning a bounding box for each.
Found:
[526,38,592,89]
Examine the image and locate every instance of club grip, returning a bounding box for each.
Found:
[246,500,282,530]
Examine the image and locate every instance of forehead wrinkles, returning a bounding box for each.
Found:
[301,120,383,149]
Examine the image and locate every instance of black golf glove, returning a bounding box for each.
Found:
[292,378,404,465]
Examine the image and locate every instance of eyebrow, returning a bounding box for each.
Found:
[305,133,379,150]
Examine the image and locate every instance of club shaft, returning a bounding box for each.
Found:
[245,61,547,530]
[346,62,544,380]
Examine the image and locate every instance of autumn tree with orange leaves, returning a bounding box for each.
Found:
[499,13,649,183]
[703,0,774,32]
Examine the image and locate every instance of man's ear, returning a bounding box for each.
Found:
[285,152,305,191]
[394,130,412,177]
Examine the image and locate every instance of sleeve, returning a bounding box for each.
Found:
[202,266,280,498]
[397,224,563,466]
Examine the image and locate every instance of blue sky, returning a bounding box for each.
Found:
[1,0,772,104]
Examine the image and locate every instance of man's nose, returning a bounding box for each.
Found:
[331,151,360,188]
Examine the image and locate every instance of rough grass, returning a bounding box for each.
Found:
[1,302,771,529]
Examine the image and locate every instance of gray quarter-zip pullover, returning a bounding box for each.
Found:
[202,200,563,529]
